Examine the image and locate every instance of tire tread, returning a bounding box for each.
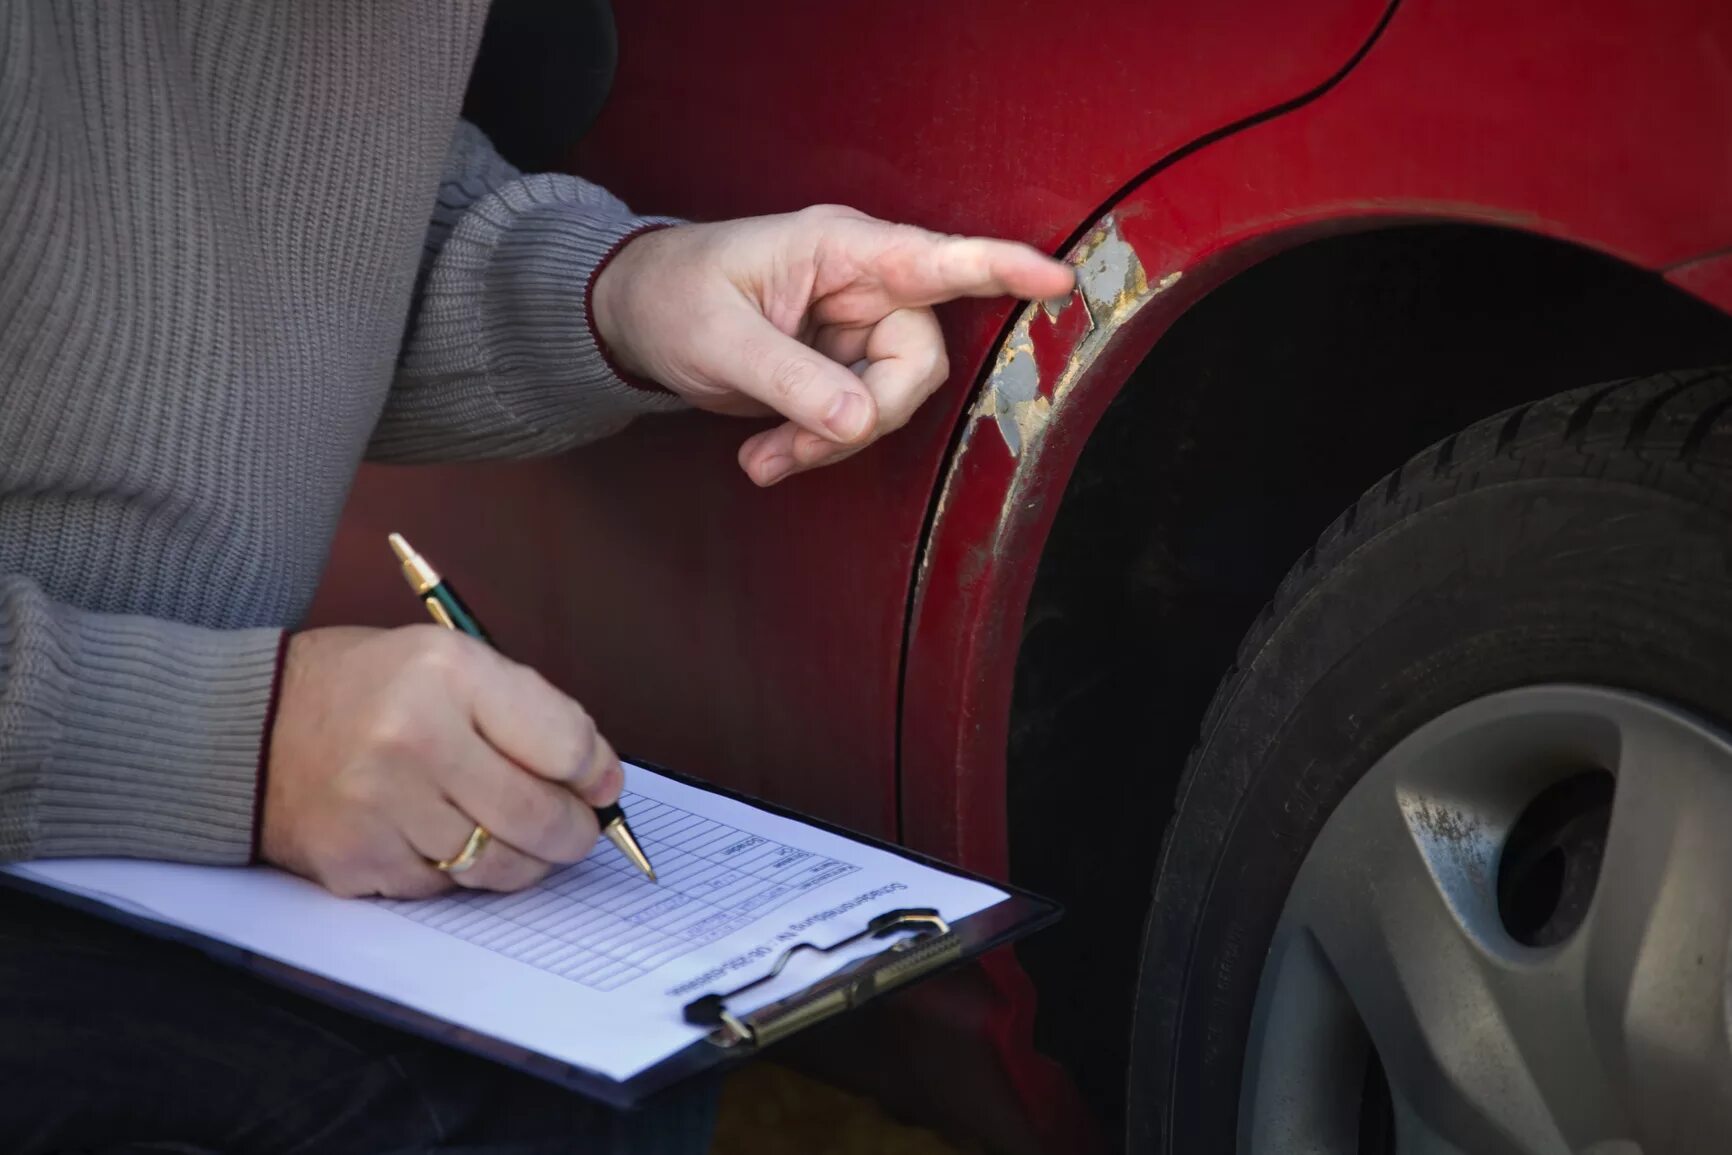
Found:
[1159,366,1732,891]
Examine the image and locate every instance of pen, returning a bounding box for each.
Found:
[387,532,658,882]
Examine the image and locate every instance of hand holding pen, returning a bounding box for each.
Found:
[390,534,656,881]
[254,556,646,898]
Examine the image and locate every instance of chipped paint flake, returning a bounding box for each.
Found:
[976,214,1179,457]
[974,310,1048,457]
[1076,220,1146,313]
[1051,223,1179,416]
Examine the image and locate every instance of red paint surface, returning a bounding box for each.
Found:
[307,0,1732,1145]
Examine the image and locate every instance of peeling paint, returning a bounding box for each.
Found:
[973,310,1047,457]
[974,214,1180,459]
[1048,235,1178,418]
[916,217,1185,603]
[1076,218,1147,315]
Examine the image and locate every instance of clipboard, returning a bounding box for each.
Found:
[0,758,1059,1110]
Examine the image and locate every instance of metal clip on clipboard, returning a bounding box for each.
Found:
[681,908,959,1049]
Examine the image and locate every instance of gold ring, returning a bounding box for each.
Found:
[433,824,491,874]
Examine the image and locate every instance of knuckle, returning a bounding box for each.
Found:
[534,803,575,857]
[495,791,542,844]
[767,354,819,404]
[563,713,599,783]
[794,436,839,467]
[566,815,601,861]
[333,769,388,813]
[404,627,467,683]
[544,798,599,863]
[878,244,924,287]
[928,346,951,387]
[589,763,624,812]
[364,708,428,763]
[797,203,851,225]
[504,791,565,855]
[534,693,593,780]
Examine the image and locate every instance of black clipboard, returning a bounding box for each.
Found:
[0,758,1059,1110]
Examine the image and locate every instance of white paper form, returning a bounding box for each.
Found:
[4,763,1006,1082]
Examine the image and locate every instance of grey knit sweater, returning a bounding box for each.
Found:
[0,2,684,865]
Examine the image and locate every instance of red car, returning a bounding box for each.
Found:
[310,0,1732,1150]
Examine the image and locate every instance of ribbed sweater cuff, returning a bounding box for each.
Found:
[7,606,284,864]
[478,201,689,422]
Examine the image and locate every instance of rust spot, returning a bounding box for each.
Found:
[975,214,1179,458]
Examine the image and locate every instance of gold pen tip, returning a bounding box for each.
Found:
[603,822,658,882]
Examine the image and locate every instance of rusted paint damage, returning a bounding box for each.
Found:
[917,215,1183,599]
[1075,218,1146,320]
[974,214,1179,458]
[977,311,1047,457]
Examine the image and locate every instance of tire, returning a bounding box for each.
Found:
[1126,368,1732,1151]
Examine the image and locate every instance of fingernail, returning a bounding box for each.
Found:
[592,760,624,807]
[824,391,871,441]
[757,455,793,486]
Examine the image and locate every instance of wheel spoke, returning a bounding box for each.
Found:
[1579,713,1732,1142]
[1287,774,1591,1153]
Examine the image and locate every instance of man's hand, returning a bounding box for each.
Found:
[261,626,621,899]
[592,205,1076,486]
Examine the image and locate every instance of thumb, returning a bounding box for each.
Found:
[705,310,878,445]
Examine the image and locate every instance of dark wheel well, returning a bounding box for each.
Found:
[1004,223,1732,1132]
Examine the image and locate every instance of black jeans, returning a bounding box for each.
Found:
[0,889,716,1154]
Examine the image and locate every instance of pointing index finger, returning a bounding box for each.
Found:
[870,228,1076,309]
